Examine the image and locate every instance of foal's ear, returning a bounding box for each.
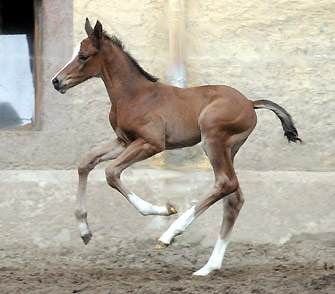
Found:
[93,20,103,40]
[85,18,93,36]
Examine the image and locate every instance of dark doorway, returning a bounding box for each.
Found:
[0,0,37,128]
[0,0,35,70]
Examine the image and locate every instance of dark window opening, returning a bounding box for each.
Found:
[1,0,35,70]
[0,0,37,128]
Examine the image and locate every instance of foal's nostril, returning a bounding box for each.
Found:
[52,77,59,89]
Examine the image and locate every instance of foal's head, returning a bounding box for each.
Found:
[52,18,104,94]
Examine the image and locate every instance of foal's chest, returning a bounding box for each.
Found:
[108,108,140,145]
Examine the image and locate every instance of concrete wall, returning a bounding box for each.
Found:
[1,169,334,247]
[0,1,334,247]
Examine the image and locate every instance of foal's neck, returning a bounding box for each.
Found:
[100,42,150,105]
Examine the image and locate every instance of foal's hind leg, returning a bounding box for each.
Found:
[156,139,239,248]
[193,188,244,275]
[192,131,254,275]
[75,139,126,244]
[193,138,247,275]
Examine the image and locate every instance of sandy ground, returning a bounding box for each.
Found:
[0,232,334,294]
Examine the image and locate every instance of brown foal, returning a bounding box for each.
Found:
[52,19,301,276]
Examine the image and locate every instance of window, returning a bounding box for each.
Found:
[0,0,39,128]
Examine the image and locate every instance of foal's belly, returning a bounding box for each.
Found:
[165,127,201,149]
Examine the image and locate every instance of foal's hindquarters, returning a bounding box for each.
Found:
[157,89,257,275]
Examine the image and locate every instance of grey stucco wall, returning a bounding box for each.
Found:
[0,1,334,248]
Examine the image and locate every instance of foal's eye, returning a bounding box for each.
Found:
[79,55,89,62]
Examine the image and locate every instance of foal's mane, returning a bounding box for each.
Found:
[103,32,159,82]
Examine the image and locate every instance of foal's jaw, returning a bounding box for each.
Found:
[52,68,98,94]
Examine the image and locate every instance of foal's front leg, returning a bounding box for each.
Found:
[75,139,126,244]
[105,138,177,216]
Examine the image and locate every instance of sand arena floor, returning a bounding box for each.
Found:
[1,233,334,294]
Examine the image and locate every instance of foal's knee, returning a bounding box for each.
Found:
[78,164,89,176]
[105,166,120,189]
[78,153,96,175]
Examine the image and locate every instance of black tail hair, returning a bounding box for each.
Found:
[253,99,302,143]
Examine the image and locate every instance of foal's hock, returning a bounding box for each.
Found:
[52,18,301,276]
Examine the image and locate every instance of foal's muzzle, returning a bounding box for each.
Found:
[52,77,68,94]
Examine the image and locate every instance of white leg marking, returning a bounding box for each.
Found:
[52,42,81,80]
[159,206,195,244]
[128,193,169,216]
[193,236,229,276]
[78,220,90,237]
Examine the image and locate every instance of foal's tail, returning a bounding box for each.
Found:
[253,99,302,143]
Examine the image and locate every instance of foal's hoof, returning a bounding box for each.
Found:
[155,240,169,249]
[81,231,93,245]
[166,203,177,215]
